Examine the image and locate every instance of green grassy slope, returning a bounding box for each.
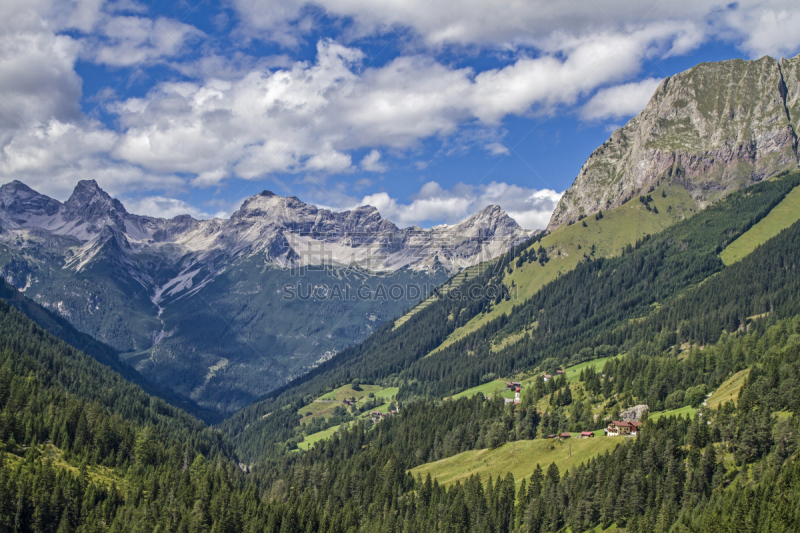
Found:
[562,355,623,383]
[719,183,800,264]
[705,369,748,409]
[393,263,492,330]
[409,435,618,489]
[428,184,698,355]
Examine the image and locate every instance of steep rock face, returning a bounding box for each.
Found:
[548,54,800,230]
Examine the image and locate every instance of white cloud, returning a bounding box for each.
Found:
[360,150,387,172]
[84,15,204,67]
[122,195,224,219]
[358,181,562,229]
[721,2,800,58]
[581,77,663,120]
[484,143,509,155]
[229,0,800,62]
[104,32,690,183]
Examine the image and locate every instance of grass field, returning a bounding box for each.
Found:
[374,387,399,399]
[2,442,127,488]
[450,379,511,400]
[448,355,623,401]
[706,370,748,409]
[410,434,619,489]
[300,384,395,424]
[426,184,699,356]
[720,184,800,265]
[563,355,624,383]
[319,384,385,401]
[296,424,347,451]
[649,405,697,422]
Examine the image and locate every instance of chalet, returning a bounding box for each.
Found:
[580,431,594,438]
[547,434,558,439]
[559,432,571,439]
[556,370,565,375]
[542,374,552,382]
[505,381,522,390]
[605,420,639,437]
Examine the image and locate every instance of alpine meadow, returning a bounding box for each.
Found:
[3,2,800,532]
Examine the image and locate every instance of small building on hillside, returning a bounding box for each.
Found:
[343,399,354,407]
[505,381,522,390]
[559,432,571,439]
[580,431,594,438]
[542,374,552,382]
[547,434,557,439]
[556,370,565,375]
[605,420,640,437]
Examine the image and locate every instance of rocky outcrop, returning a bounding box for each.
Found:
[548,54,800,230]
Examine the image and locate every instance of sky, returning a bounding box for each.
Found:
[2,1,800,229]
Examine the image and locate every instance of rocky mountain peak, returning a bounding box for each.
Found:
[548,53,800,230]
[0,180,61,219]
[63,180,127,223]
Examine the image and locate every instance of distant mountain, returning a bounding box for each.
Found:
[0,180,532,412]
[549,53,800,230]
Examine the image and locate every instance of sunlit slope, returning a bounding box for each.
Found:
[409,434,617,489]
[719,183,800,265]
[393,263,493,330]
[428,184,698,355]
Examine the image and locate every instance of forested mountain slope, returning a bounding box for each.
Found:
[0,296,283,532]
[225,316,800,533]
[0,278,219,423]
[223,172,800,462]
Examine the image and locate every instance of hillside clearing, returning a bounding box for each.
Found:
[720,183,800,265]
[706,370,748,409]
[410,434,619,489]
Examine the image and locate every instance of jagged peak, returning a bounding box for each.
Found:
[63,180,127,222]
[0,180,61,216]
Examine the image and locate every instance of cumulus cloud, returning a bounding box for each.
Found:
[359,181,562,230]
[104,31,688,183]
[229,0,800,60]
[83,15,204,67]
[122,195,225,219]
[360,150,387,172]
[5,0,800,228]
[721,2,800,58]
[581,77,663,120]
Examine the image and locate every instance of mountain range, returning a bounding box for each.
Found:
[0,180,531,412]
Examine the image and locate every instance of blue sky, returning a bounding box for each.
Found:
[2,0,800,229]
